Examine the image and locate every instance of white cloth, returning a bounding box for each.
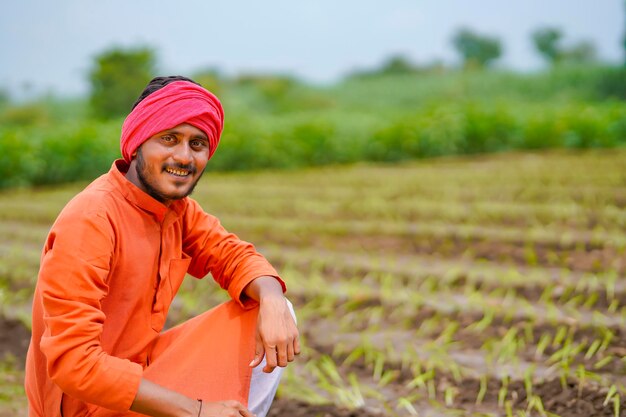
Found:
[247,299,296,417]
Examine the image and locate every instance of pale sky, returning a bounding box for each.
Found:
[1,0,623,98]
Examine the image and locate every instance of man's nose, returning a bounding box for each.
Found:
[173,142,193,165]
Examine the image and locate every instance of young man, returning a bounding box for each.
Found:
[25,76,299,417]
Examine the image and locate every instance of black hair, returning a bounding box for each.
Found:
[131,75,201,110]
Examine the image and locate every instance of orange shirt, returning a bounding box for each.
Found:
[25,160,284,416]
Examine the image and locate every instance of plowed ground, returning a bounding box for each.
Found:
[1,150,625,417]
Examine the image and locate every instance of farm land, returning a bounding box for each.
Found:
[0,149,625,417]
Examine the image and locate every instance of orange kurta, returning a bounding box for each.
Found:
[25,160,284,417]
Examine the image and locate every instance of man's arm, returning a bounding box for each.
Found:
[130,379,254,417]
[128,277,294,416]
[182,201,286,303]
[244,276,300,373]
[130,379,198,417]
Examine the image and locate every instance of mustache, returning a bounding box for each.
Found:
[163,162,197,175]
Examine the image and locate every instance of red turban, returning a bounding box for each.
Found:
[120,81,224,163]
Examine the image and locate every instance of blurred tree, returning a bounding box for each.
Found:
[532,27,563,64]
[378,55,417,75]
[451,28,502,69]
[0,103,50,126]
[0,88,10,108]
[235,74,297,103]
[88,46,156,119]
[191,68,224,97]
[561,41,597,64]
[532,27,597,67]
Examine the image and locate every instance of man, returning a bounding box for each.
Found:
[25,76,299,417]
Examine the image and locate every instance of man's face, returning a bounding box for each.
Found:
[126,123,210,204]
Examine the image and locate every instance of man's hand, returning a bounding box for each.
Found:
[131,379,256,417]
[200,400,255,417]
[244,276,300,373]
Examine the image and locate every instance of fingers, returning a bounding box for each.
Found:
[277,343,289,367]
[249,337,265,368]
[263,345,278,373]
[287,340,295,362]
[224,400,255,417]
[200,400,255,417]
[255,297,301,373]
[293,334,301,356]
[263,337,300,373]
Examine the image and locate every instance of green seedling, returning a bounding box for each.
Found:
[603,384,617,407]
[558,361,571,389]
[535,333,552,359]
[584,339,602,360]
[576,365,587,398]
[539,285,555,303]
[582,292,599,309]
[397,396,420,416]
[504,400,513,417]
[427,378,436,401]
[552,326,568,348]
[278,366,328,405]
[468,308,495,333]
[378,369,399,387]
[407,369,435,390]
[593,355,613,370]
[598,328,615,354]
[498,376,509,408]
[436,321,459,345]
[444,386,457,407]
[475,374,488,405]
[526,394,547,417]
[373,354,385,381]
[523,365,536,399]
[605,272,617,303]
[346,373,366,408]
[522,322,534,344]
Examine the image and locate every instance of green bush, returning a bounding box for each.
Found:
[0,120,120,188]
[2,67,626,190]
[593,66,626,101]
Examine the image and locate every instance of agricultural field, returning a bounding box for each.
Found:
[0,149,625,417]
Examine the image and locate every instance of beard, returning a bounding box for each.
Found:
[135,149,205,203]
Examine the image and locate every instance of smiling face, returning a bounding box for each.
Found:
[125,123,210,204]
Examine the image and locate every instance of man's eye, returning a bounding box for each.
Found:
[191,140,207,148]
[162,135,175,142]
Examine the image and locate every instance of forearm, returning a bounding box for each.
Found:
[130,378,200,417]
[243,275,285,302]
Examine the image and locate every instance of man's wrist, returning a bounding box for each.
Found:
[245,275,284,302]
[259,291,285,304]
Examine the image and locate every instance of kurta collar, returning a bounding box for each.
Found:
[108,159,186,223]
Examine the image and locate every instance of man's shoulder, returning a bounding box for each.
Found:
[58,174,125,219]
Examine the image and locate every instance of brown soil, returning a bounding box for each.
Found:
[454,377,626,417]
[0,316,30,365]
[257,230,625,274]
[268,397,384,417]
[303,335,626,417]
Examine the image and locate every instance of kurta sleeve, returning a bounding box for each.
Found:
[182,199,286,307]
[38,206,142,411]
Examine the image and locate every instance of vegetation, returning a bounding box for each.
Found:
[1,150,624,416]
[532,27,597,66]
[0,64,625,190]
[451,28,502,68]
[2,13,625,416]
[88,46,157,119]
